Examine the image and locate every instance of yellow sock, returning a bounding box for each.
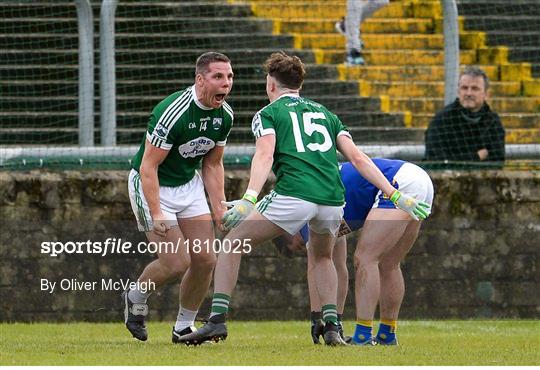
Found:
[380,319,397,333]
[356,320,373,328]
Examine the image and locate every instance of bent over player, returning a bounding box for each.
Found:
[178,52,429,346]
[277,159,434,346]
[124,52,234,342]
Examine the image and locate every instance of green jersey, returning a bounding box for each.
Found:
[132,86,233,187]
[251,94,350,206]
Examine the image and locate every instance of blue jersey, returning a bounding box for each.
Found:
[300,158,405,241]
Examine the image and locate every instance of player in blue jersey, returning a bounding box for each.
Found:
[274,159,434,346]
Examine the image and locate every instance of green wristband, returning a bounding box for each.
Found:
[390,190,401,203]
[242,193,257,204]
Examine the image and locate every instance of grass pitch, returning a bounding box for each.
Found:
[1,320,538,366]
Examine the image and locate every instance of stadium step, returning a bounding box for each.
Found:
[504,129,540,144]
[0,33,296,50]
[275,18,435,35]
[0,127,79,145]
[0,17,275,35]
[337,65,500,82]
[113,2,254,18]
[411,113,540,130]
[249,1,441,19]
[358,80,523,98]
[294,32,486,50]
[0,112,79,129]
[485,32,540,49]
[0,2,254,18]
[533,64,540,77]
[456,0,540,17]
[0,48,318,65]
[509,47,540,64]
[115,17,275,34]
[389,97,540,115]
[0,18,78,34]
[314,49,478,65]
[462,16,540,32]
[339,63,529,83]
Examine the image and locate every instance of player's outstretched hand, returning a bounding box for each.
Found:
[221,198,255,230]
[390,190,431,221]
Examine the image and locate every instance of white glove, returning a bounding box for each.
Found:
[221,197,255,230]
[390,190,431,221]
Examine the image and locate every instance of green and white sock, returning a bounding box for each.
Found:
[322,304,338,325]
[209,293,231,318]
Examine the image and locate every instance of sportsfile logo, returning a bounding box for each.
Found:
[40,238,184,257]
[40,238,252,257]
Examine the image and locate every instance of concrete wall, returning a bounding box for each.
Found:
[0,169,538,322]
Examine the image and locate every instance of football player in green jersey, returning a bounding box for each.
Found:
[124,52,234,343]
[179,52,429,346]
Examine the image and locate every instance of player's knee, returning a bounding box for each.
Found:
[379,259,400,274]
[312,251,333,263]
[191,252,217,272]
[354,250,377,270]
[165,259,190,277]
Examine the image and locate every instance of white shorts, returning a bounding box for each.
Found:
[128,169,210,232]
[373,162,434,209]
[255,190,343,236]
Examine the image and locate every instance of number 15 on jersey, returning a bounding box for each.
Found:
[289,112,332,153]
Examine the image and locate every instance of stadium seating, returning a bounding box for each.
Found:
[241,0,539,144]
[0,0,538,145]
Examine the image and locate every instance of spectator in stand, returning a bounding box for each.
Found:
[425,66,505,165]
[335,0,390,65]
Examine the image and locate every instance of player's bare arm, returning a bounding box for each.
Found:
[336,136,430,220]
[221,134,275,230]
[336,135,396,197]
[202,145,227,228]
[139,139,170,236]
[246,134,276,193]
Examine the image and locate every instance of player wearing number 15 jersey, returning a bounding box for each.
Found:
[178,51,430,347]
[252,94,348,206]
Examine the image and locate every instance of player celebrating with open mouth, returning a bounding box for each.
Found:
[124,52,234,343]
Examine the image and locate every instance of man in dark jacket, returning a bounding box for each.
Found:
[425,66,505,165]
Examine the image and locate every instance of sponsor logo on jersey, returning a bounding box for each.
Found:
[154,123,168,138]
[188,122,196,129]
[212,118,222,130]
[178,137,215,158]
[252,113,261,133]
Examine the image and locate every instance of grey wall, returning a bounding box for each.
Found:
[0,169,538,322]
